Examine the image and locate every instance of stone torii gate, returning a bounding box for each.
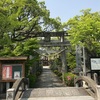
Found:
[33,31,70,75]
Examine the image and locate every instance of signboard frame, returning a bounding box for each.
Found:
[90,58,100,70]
[2,64,22,80]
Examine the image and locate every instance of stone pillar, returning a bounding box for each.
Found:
[6,88,15,100]
[60,33,67,72]
[82,46,86,75]
[6,83,10,91]
[60,33,67,82]
[76,45,82,68]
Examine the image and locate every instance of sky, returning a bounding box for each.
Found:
[39,0,100,22]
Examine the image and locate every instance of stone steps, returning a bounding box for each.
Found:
[19,96,94,100]
[19,87,94,100]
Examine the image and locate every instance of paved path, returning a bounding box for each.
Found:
[19,66,94,100]
[34,66,65,88]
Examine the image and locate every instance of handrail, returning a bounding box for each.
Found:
[74,76,100,100]
[6,77,28,100]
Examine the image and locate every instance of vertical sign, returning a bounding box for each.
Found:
[76,45,82,67]
[2,65,12,79]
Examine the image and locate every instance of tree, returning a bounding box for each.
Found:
[62,9,100,70]
[64,9,100,58]
[0,0,62,41]
[0,0,63,56]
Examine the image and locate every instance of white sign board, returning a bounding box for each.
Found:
[91,58,100,70]
[14,71,20,79]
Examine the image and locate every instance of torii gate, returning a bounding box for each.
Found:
[33,31,70,75]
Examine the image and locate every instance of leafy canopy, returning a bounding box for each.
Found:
[64,9,100,57]
[0,0,62,57]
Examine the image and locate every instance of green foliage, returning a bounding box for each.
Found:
[0,0,61,41]
[65,9,100,57]
[23,38,39,56]
[53,69,62,80]
[0,0,62,57]
[0,38,39,57]
[53,70,58,74]
[36,67,43,76]
[12,43,24,56]
[0,33,13,56]
[25,55,40,75]
[27,74,36,88]
[64,72,76,86]
[67,51,76,70]
[62,9,100,70]
[26,58,42,87]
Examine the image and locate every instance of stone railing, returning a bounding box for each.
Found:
[6,77,29,100]
[74,76,100,100]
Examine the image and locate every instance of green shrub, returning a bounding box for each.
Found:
[36,71,41,76]
[27,74,36,88]
[64,72,76,86]
[53,70,58,74]
[53,70,62,80]
[59,75,62,80]
[57,72,62,77]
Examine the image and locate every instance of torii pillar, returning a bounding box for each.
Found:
[60,33,67,82]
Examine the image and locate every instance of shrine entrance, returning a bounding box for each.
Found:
[33,31,70,80]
